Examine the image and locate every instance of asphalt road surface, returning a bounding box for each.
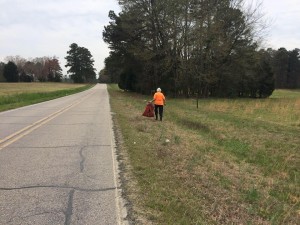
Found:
[0,84,125,225]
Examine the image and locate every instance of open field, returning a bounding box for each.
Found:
[108,85,300,225]
[0,82,93,112]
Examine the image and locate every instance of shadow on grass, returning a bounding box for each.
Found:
[178,118,210,133]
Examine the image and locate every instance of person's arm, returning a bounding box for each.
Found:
[151,93,156,103]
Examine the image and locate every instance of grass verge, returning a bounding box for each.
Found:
[0,83,94,112]
[108,85,300,225]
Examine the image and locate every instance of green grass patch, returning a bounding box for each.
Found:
[244,187,260,203]
[271,89,300,99]
[0,83,93,112]
[108,85,300,225]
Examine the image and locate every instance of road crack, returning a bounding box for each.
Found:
[64,189,75,225]
[79,146,87,173]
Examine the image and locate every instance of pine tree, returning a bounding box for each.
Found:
[3,61,19,82]
[65,43,96,83]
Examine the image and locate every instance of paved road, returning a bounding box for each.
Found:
[0,84,124,225]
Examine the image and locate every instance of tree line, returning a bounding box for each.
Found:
[102,0,299,98]
[0,43,97,83]
[271,48,300,89]
[0,56,63,82]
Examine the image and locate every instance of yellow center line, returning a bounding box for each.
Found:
[0,91,95,150]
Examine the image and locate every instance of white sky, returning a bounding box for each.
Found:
[0,0,121,75]
[254,0,300,50]
[0,0,299,75]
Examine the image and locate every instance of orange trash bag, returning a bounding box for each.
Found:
[142,102,154,117]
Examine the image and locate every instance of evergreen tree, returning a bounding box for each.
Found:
[287,49,300,88]
[273,48,289,88]
[0,62,5,82]
[19,71,34,82]
[65,43,96,83]
[3,61,19,82]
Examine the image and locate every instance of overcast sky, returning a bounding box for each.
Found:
[0,0,299,75]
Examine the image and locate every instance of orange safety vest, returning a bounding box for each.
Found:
[153,92,165,105]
